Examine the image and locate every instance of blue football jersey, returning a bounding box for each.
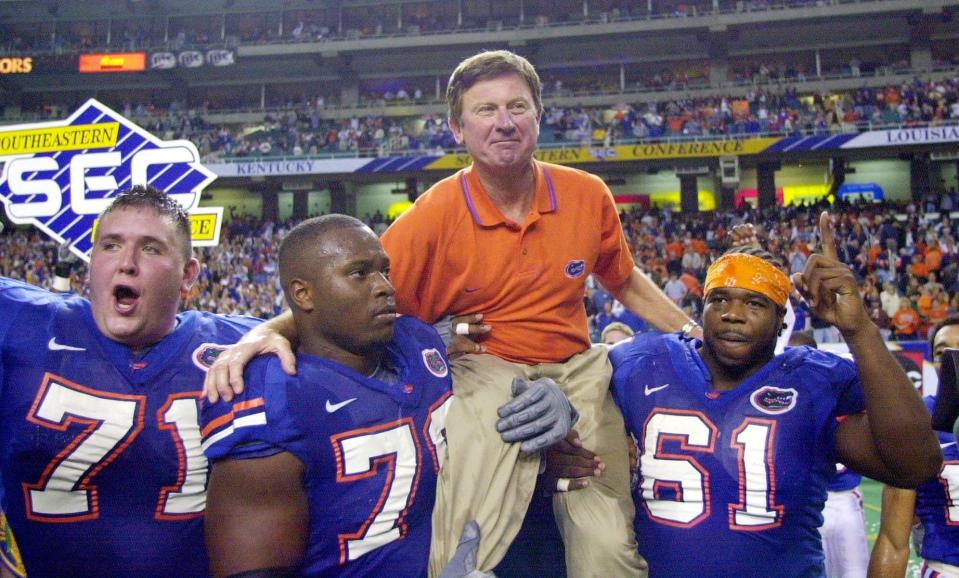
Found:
[201,316,453,578]
[610,334,864,578]
[915,396,959,566]
[0,276,260,578]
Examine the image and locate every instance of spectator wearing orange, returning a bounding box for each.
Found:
[664,234,684,273]
[892,300,922,340]
[679,269,703,299]
[928,293,950,327]
[910,253,930,280]
[925,242,943,272]
[691,237,709,255]
[917,288,934,319]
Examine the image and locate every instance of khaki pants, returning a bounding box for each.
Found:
[429,346,647,578]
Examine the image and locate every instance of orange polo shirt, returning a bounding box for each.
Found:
[382,161,635,364]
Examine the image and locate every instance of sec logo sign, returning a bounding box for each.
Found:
[0,99,216,261]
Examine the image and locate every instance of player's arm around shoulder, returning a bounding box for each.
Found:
[867,485,917,578]
[201,357,309,578]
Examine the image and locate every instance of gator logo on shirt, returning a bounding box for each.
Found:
[422,348,448,378]
[0,511,26,578]
[565,259,586,278]
[192,343,229,371]
[750,386,798,415]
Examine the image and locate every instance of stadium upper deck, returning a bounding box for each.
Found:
[2,0,959,125]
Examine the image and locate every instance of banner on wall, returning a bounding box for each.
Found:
[0,99,220,261]
[205,125,959,179]
[78,52,146,73]
[0,57,32,74]
[767,127,959,153]
[425,138,782,170]
[150,49,236,70]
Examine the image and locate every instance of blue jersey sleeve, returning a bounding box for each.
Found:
[0,277,61,356]
[609,333,671,426]
[200,355,294,461]
[824,353,865,418]
[783,347,865,418]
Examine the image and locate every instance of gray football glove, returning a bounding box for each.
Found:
[496,377,579,453]
[438,520,496,578]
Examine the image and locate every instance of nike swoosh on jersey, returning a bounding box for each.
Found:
[464,287,481,293]
[644,383,669,396]
[325,398,358,413]
[47,338,87,352]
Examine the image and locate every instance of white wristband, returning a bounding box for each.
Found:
[52,276,71,293]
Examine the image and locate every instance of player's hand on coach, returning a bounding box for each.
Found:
[203,323,297,403]
[496,377,579,453]
[544,429,604,493]
[443,313,490,358]
[793,212,869,335]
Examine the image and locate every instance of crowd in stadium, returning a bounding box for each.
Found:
[3,196,955,343]
[1,0,857,55]
[69,72,948,163]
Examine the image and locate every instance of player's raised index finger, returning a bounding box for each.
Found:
[818,211,838,261]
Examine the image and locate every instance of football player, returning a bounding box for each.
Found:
[788,331,870,578]
[0,186,260,577]
[200,215,573,577]
[869,318,959,578]
[609,212,941,576]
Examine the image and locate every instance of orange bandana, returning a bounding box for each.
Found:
[704,253,792,308]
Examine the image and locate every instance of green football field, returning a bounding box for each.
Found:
[861,478,922,576]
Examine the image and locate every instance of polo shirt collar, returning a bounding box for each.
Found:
[460,161,558,227]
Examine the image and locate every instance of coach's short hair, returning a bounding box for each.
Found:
[99,185,192,260]
[447,50,543,126]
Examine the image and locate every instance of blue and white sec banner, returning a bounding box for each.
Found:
[0,98,217,261]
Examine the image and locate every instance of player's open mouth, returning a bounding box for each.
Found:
[113,285,141,314]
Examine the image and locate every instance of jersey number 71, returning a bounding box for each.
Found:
[24,373,206,522]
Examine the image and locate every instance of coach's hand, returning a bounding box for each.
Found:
[793,211,869,336]
[496,377,578,454]
[544,430,604,493]
[203,324,297,403]
[438,520,496,578]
